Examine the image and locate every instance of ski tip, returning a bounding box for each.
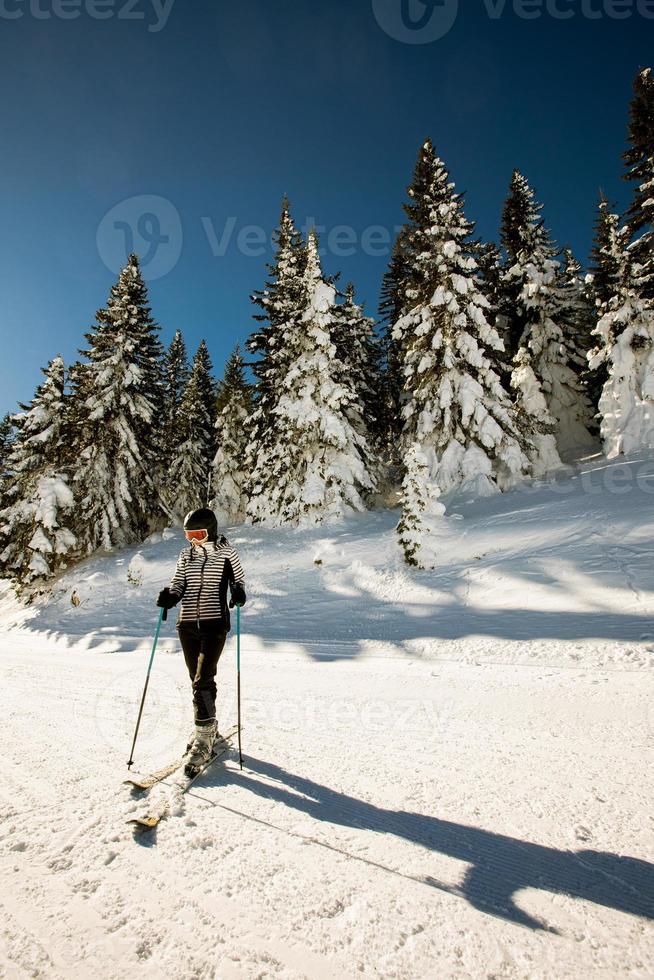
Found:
[128,816,160,830]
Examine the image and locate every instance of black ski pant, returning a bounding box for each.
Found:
[178,620,228,725]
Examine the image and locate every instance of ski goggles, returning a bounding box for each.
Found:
[184,528,209,542]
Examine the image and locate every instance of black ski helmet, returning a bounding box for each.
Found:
[183,507,218,542]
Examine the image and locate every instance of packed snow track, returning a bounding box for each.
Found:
[0,453,653,978]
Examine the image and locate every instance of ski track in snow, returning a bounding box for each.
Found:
[0,452,653,978]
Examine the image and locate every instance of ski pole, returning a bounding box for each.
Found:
[236,603,243,770]
[127,606,166,769]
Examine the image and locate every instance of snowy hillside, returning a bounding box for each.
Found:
[1,451,653,978]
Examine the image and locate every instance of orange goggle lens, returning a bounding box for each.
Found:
[185,529,208,541]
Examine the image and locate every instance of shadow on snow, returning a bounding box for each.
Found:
[194,755,654,933]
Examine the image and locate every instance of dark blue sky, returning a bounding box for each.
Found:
[0,0,650,415]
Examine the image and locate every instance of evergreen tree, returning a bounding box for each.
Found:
[112,254,165,482]
[248,231,377,526]
[71,255,165,553]
[499,170,552,359]
[193,339,218,454]
[245,199,308,516]
[510,351,561,477]
[474,241,503,331]
[473,239,512,378]
[0,413,16,483]
[216,343,251,416]
[392,142,535,565]
[396,443,445,569]
[379,233,412,452]
[591,236,654,457]
[66,359,90,445]
[590,197,625,310]
[589,70,654,457]
[624,67,654,298]
[247,196,306,427]
[0,357,76,585]
[501,171,592,454]
[211,345,254,524]
[163,330,190,452]
[587,199,627,414]
[332,283,382,450]
[554,247,597,443]
[166,340,217,519]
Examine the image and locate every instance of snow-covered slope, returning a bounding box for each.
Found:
[1,452,653,978]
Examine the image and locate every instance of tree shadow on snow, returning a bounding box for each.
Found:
[201,756,654,932]
[12,455,654,655]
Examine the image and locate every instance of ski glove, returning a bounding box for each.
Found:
[229,584,247,608]
[156,587,179,610]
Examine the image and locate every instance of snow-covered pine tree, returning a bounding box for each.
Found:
[0,356,76,585]
[246,199,307,520]
[160,330,191,511]
[332,283,383,451]
[509,351,562,476]
[472,239,512,379]
[129,259,166,484]
[163,330,190,453]
[590,198,626,310]
[553,248,597,444]
[379,233,412,453]
[501,171,591,455]
[210,345,253,524]
[166,340,217,519]
[247,196,306,428]
[194,339,218,453]
[0,414,13,538]
[395,140,533,495]
[499,170,547,360]
[591,235,654,456]
[590,69,654,457]
[71,255,166,554]
[395,443,445,568]
[0,413,16,485]
[249,231,377,527]
[473,241,503,331]
[587,198,626,413]
[624,67,654,299]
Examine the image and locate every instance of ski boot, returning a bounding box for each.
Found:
[184,721,217,777]
[185,722,222,753]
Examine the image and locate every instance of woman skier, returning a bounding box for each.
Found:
[156,507,246,775]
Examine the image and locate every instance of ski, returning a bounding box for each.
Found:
[124,724,239,792]
[127,726,241,831]
[123,758,182,791]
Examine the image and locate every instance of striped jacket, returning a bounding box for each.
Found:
[168,537,246,628]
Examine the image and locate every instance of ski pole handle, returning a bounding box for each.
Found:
[127,607,165,769]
